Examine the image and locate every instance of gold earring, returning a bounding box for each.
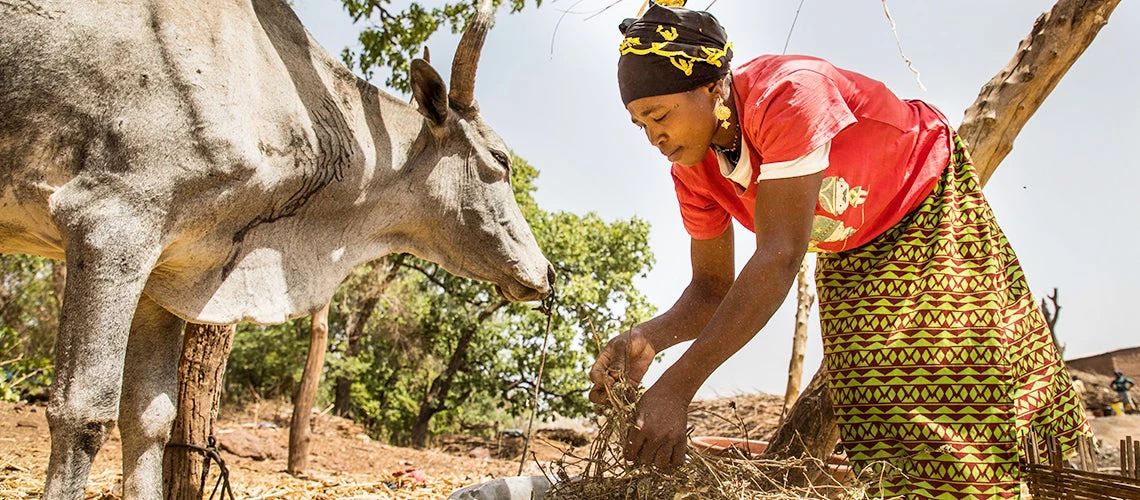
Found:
[714,97,732,130]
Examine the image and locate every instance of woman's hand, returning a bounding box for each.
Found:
[588,327,657,405]
[624,383,690,468]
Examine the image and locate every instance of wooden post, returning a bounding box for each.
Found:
[1083,436,1094,472]
[1076,436,1089,471]
[163,323,236,499]
[288,304,331,475]
[1121,437,1130,480]
[782,257,814,417]
[1134,439,1140,479]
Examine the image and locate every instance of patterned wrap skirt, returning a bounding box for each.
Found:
[816,136,1090,499]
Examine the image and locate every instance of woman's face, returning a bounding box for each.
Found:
[626,84,719,167]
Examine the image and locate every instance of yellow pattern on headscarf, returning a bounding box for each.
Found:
[654,0,687,7]
[619,32,733,76]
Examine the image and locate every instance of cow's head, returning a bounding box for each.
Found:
[394,0,553,302]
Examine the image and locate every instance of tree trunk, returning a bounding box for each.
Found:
[782,258,814,417]
[163,323,236,500]
[763,363,838,485]
[765,0,1120,466]
[410,300,507,448]
[410,323,478,448]
[1041,288,1064,357]
[332,372,353,417]
[958,0,1121,185]
[287,304,330,476]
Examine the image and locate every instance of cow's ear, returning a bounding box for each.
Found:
[410,59,449,127]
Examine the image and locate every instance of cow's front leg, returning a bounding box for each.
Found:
[119,294,184,499]
[44,213,161,500]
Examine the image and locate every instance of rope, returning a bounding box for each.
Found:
[782,0,807,54]
[517,289,558,477]
[165,436,236,500]
[881,0,926,91]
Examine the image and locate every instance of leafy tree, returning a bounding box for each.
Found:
[225,320,311,405]
[0,255,61,401]
[339,0,543,91]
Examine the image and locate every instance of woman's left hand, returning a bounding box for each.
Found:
[624,383,690,468]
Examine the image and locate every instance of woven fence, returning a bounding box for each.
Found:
[1023,433,1140,499]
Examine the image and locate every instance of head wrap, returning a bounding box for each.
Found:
[617,1,733,106]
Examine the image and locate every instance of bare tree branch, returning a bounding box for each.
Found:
[959,0,1122,185]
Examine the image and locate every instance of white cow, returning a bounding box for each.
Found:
[0,0,553,497]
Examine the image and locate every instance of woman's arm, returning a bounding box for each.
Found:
[657,170,823,399]
[588,227,735,403]
[643,226,736,351]
[625,169,824,467]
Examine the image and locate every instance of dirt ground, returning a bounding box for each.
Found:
[1089,413,1140,471]
[0,400,573,499]
[0,393,778,499]
[0,392,787,499]
[4,389,1135,498]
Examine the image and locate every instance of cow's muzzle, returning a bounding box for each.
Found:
[497,263,555,302]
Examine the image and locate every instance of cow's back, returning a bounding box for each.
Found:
[1,0,406,323]
[0,0,348,257]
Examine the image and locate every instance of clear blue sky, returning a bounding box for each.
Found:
[294,0,1139,399]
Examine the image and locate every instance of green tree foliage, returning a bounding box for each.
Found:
[0,255,61,401]
[225,319,313,405]
[339,0,542,91]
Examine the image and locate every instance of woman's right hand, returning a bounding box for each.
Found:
[588,327,658,405]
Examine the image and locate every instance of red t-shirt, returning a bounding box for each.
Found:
[671,55,952,252]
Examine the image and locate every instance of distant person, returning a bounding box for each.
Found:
[588,1,1090,498]
[1071,375,1087,397]
[1071,375,1087,410]
[1112,370,1136,411]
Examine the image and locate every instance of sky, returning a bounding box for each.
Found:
[292,0,1140,399]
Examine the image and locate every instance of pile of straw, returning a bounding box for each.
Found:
[542,383,884,500]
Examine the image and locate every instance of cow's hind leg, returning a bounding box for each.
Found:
[119,294,184,499]
[44,207,161,499]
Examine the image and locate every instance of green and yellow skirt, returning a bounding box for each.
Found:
[816,137,1090,499]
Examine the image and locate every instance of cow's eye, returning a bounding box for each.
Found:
[490,150,510,169]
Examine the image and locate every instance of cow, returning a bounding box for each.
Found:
[0,0,554,497]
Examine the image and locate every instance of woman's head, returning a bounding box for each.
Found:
[617,1,733,166]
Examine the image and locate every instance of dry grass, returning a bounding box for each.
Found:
[541,382,888,500]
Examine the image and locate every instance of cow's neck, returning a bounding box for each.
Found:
[273,81,431,268]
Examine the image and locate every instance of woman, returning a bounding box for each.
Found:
[588,2,1089,498]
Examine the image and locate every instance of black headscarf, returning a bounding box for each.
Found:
[617,1,733,106]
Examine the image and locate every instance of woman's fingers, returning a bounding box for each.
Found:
[588,351,615,386]
[588,384,610,405]
[624,425,646,461]
[652,440,676,469]
[589,336,636,406]
[636,440,662,466]
[589,341,628,385]
[670,439,687,467]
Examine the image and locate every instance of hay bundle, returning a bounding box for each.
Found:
[543,383,885,499]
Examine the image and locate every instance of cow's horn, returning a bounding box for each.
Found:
[449,0,494,111]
